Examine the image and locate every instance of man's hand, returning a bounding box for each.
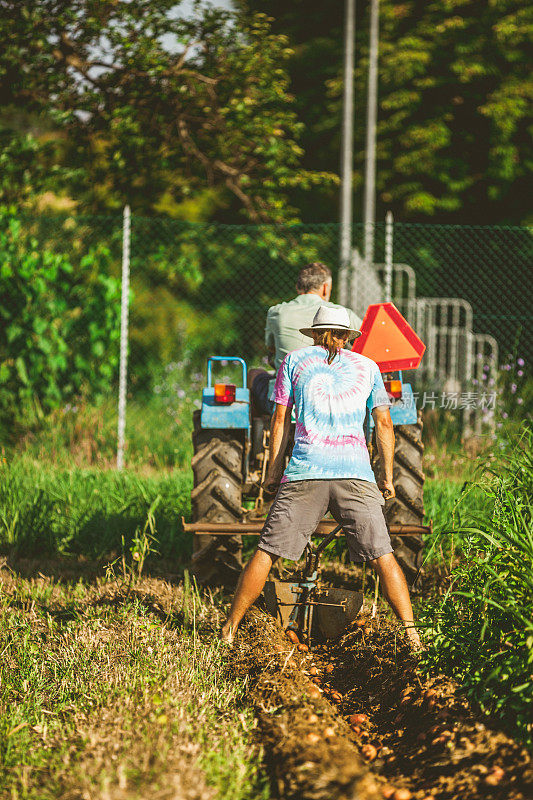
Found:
[377,478,395,500]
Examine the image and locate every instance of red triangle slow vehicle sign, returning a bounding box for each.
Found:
[352,302,425,372]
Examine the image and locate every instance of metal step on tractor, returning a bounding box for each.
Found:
[184,303,431,614]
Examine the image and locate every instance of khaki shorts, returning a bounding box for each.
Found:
[258,479,392,563]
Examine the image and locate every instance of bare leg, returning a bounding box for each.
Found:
[370,552,422,649]
[221,549,276,643]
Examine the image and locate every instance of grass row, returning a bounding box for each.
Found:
[0,456,192,563]
[0,572,269,800]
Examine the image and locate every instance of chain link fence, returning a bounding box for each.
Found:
[2,211,532,462]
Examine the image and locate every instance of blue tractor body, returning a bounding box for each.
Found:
[200,357,251,432]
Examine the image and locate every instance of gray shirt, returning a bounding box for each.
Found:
[265,293,362,372]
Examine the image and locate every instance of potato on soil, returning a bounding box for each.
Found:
[307,713,319,724]
[286,629,299,644]
[307,683,321,699]
[484,766,505,786]
[323,726,336,739]
[381,786,395,799]
[361,744,378,761]
[308,666,318,676]
[392,790,412,800]
[306,732,321,744]
[297,643,309,652]
[348,713,369,726]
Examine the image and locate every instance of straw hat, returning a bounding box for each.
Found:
[300,305,361,339]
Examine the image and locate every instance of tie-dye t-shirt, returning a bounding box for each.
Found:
[274,346,390,483]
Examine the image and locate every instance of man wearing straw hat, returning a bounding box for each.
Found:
[221,305,422,649]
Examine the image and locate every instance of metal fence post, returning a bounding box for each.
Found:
[363,0,380,267]
[117,205,131,470]
[384,210,393,303]
[339,0,356,306]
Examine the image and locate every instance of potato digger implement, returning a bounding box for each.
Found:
[183,302,430,641]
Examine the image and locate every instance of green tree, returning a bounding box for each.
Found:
[241,0,533,224]
[0,1,335,221]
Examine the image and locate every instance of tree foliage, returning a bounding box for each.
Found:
[0,0,335,221]
[242,0,532,224]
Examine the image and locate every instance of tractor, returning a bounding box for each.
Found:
[184,302,429,599]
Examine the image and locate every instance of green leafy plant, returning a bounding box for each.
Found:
[421,426,533,745]
[0,208,121,432]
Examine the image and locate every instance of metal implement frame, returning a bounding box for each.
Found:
[183,518,432,537]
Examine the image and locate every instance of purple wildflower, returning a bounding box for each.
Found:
[517,397,524,405]
[502,412,508,419]
[517,358,525,366]
[511,383,517,394]
[517,370,524,377]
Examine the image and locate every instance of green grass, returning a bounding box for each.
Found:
[10,394,196,470]
[0,456,192,562]
[0,572,269,800]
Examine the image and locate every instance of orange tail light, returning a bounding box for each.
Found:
[214,383,236,404]
[384,379,403,399]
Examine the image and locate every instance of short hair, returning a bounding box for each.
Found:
[296,262,332,293]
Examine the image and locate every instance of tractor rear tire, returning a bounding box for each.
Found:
[191,410,244,586]
[373,413,425,583]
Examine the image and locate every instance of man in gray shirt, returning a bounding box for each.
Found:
[250,262,362,415]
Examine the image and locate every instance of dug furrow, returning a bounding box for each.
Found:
[227,608,532,800]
